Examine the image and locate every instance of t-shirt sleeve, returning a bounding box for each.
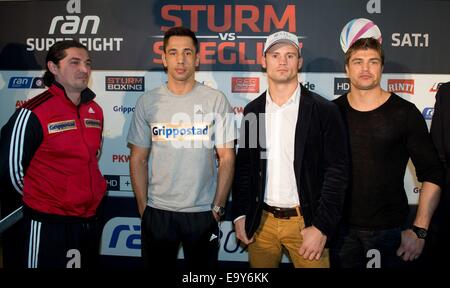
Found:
[406,104,444,187]
[127,95,151,148]
[213,92,237,146]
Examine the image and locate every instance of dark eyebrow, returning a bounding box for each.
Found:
[351,57,380,62]
[166,48,195,54]
[68,57,91,64]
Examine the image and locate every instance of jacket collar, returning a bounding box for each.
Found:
[293,83,313,175]
[50,82,96,106]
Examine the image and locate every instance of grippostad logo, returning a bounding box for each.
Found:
[113,105,135,114]
[26,0,123,52]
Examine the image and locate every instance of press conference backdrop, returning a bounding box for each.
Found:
[1,0,449,267]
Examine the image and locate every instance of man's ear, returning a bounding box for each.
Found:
[195,53,200,67]
[47,61,58,74]
[297,57,303,70]
[162,53,168,69]
[261,55,267,69]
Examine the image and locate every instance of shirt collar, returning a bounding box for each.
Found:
[266,82,301,108]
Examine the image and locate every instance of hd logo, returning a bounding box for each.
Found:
[8,77,45,89]
[334,78,350,95]
[100,217,141,257]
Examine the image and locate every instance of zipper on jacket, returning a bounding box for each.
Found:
[77,104,95,215]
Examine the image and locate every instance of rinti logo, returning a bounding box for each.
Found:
[387,79,415,94]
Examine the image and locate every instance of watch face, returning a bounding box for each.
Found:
[413,226,427,239]
[417,230,427,238]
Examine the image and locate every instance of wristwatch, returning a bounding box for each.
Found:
[211,204,225,217]
[412,225,427,239]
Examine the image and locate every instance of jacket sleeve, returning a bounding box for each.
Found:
[231,107,253,219]
[311,102,350,238]
[0,108,43,199]
[430,83,449,169]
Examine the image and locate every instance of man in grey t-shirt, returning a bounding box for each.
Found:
[127,26,236,269]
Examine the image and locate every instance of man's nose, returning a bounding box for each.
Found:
[79,63,90,73]
[176,54,184,64]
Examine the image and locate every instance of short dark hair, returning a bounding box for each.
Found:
[163,26,199,53]
[43,40,88,87]
[345,37,384,66]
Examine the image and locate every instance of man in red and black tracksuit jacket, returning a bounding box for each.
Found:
[0,40,107,268]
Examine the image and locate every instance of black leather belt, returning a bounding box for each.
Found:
[263,203,300,219]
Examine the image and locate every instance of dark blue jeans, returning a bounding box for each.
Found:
[333,226,405,268]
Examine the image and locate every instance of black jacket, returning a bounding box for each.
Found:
[232,84,350,242]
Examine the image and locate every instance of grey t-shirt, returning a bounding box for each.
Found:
[127,82,237,212]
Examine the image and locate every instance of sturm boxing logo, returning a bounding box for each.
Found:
[26,0,123,52]
[105,76,145,92]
